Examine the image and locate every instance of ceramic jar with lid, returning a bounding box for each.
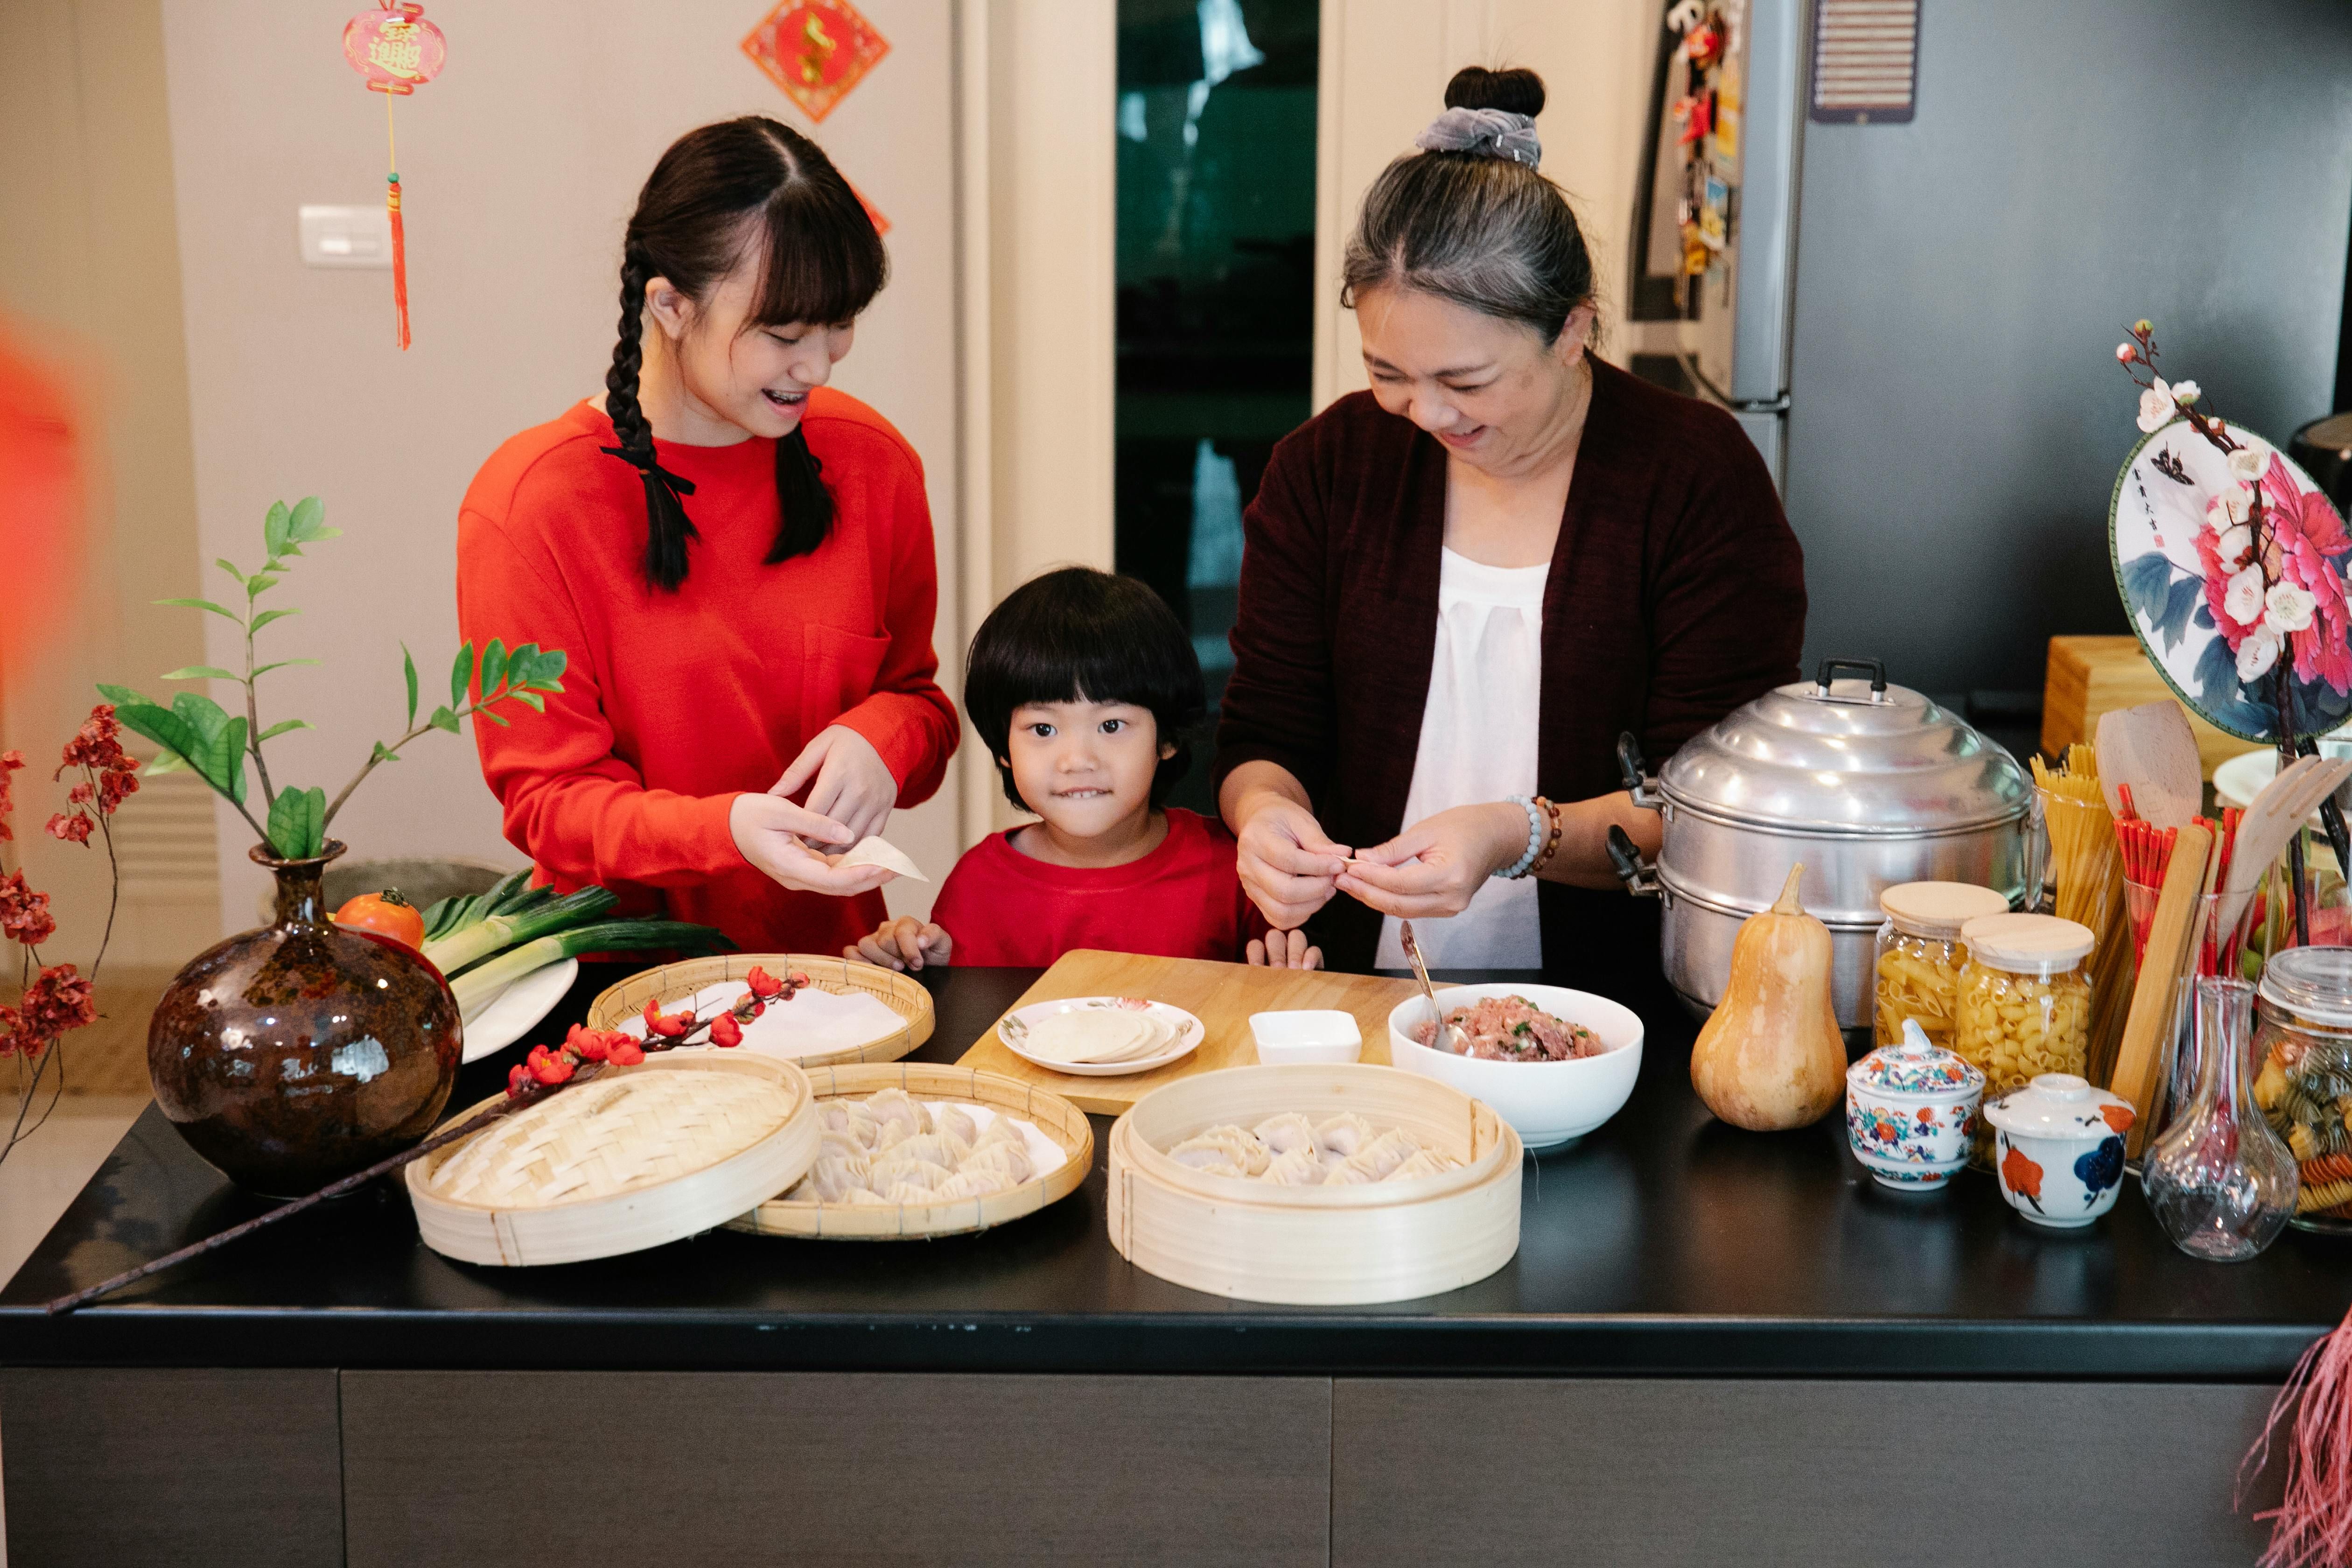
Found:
[1873,882,2012,1049]
[2252,945,2352,1233]
[1984,1072,2136,1228]
[1953,913,2095,1166]
[1845,1020,1986,1189]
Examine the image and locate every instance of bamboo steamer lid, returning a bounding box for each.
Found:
[1879,881,2010,940]
[406,1051,817,1266]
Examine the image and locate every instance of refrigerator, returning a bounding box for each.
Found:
[1622,0,2352,707]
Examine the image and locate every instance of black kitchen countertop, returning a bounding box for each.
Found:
[6,959,2351,1380]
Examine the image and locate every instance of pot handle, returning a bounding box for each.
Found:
[1616,731,1663,811]
[1605,825,1661,898]
[1814,657,1890,701]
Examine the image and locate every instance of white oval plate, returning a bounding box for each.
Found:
[998,996,1205,1077]
[458,957,580,1064]
[2214,742,2352,823]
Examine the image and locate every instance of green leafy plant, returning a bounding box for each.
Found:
[102,497,565,861]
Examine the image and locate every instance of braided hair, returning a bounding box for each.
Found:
[604,117,889,590]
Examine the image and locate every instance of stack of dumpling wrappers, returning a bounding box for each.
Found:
[1165,1112,1461,1186]
[782,1087,1048,1205]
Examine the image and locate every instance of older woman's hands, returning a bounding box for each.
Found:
[1229,785,1353,930]
[1337,801,1528,919]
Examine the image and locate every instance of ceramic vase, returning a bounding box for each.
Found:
[147,841,462,1198]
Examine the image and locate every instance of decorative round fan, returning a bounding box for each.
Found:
[2109,416,2352,743]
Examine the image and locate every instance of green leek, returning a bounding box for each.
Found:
[448,920,731,1022]
[422,886,618,977]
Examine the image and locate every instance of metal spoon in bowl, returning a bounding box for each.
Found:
[1400,921,1470,1055]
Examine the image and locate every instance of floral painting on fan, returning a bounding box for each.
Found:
[2110,320,2352,742]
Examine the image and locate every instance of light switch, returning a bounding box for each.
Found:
[299,204,392,269]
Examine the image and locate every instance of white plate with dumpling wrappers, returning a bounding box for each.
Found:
[996,996,1205,1077]
[1107,1063,1522,1305]
[729,1063,1093,1240]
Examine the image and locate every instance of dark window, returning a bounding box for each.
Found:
[1115,0,1318,811]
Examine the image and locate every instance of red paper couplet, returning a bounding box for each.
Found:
[343,3,447,96]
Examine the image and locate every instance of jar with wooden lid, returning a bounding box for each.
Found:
[1873,882,2012,1050]
[1956,912,2096,1165]
[2252,945,2352,1233]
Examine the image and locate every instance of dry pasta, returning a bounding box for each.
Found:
[1874,936,1968,1048]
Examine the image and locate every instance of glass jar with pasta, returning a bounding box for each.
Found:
[1954,912,2095,1166]
[2252,945,2352,1234]
[1874,882,2012,1050]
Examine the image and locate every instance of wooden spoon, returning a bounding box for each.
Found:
[2094,700,2201,828]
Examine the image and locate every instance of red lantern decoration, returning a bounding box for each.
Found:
[342,4,447,350]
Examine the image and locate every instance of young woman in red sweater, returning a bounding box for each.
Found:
[456,118,957,954]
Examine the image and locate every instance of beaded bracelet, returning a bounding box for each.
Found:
[1525,797,1563,878]
[1494,795,1545,879]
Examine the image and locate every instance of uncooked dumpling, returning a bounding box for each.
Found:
[1261,1146,1325,1185]
[1315,1113,1374,1158]
[866,1088,931,1142]
[1254,1113,1320,1157]
[960,1140,1034,1186]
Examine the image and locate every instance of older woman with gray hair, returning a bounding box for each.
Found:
[1213,65,1807,980]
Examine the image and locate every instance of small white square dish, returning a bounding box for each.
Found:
[1249,1010,1363,1065]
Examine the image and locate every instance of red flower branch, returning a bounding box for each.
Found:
[2,704,134,1167]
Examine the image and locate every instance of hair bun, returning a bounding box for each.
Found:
[1444,65,1545,118]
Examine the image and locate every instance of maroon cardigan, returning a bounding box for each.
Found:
[1212,357,1808,977]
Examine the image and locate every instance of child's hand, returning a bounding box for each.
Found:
[846,917,952,973]
[1246,929,1323,970]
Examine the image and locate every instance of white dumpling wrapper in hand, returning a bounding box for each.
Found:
[836,835,929,882]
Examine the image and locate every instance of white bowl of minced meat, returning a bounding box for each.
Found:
[1386,983,1644,1150]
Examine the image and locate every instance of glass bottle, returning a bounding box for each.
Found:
[2142,977,2297,1262]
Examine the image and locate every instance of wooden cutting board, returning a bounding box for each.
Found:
[955,950,1428,1115]
[2042,635,2261,778]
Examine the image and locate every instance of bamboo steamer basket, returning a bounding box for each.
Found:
[1107,1063,1521,1305]
[586,953,932,1069]
[729,1063,1093,1241]
[407,1052,817,1266]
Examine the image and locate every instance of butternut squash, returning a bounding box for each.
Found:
[1690,864,1845,1131]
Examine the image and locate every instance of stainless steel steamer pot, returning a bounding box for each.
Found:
[1607,659,2033,1030]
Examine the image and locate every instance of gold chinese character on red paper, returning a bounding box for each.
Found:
[742,0,889,122]
[848,181,889,237]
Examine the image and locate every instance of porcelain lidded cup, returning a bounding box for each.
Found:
[1845,1019,1985,1190]
[1984,1071,2135,1229]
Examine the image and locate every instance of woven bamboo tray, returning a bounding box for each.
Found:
[586,953,932,1069]
[729,1062,1093,1241]
[1107,1063,1521,1305]
[406,1052,818,1267]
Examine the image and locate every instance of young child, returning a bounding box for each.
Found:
[847,567,1318,972]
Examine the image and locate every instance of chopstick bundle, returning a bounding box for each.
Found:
[2034,747,2133,1086]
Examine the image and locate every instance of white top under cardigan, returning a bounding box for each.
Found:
[1373,547,1548,972]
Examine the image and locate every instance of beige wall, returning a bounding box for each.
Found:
[1312,0,1659,409]
[157,0,964,922]
[0,0,218,972]
[955,0,1118,841]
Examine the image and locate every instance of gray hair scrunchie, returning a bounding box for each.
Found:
[1414,106,1541,168]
